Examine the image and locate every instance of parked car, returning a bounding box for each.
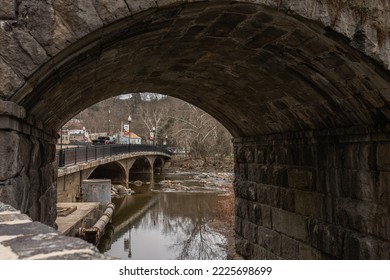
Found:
[92,136,116,145]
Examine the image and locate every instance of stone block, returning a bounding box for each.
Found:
[248,163,265,183]
[235,236,252,259]
[324,196,334,223]
[257,225,281,256]
[0,221,110,259]
[378,241,390,259]
[378,171,390,203]
[246,26,288,49]
[252,244,267,259]
[280,28,315,48]
[294,190,325,220]
[0,184,19,211]
[287,144,315,166]
[235,216,243,235]
[323,167,341,195]
[0,101,26,119]
[343,232,379,259]
[236,181,256,201]
[298,242,322,260]
[0,2,15,20]
[157,0,186,7]
[335,198,390,240]
[272,208,309,242]
[237,164,248,181]
[377,143,390,171]
[258,166,288,187]
[316,143,336,168]
[302,36,333,56]
[93,0,130,24]
[261,204,272,228]
[0,131,20,180]
[0,57,24,98]
[255,164,270,184]
[340,169,377,201]
[280,235,299,259]
[235,197,249,220]
[308,220,345,258]
[333,142,372,171]
[287,168,314,190]
[275,167,288,187]
[256,148,267,164]
[280,188,295,212]
[248,202,272,227]
[252,202,262,223]
[253,244,278,259]
[237,146,255,163]
[0,213,30,223]
[267,146,288,165]
[124,0,156,13]
[256,183,280,207]
[241,219,257,244]
[206,13,247,37]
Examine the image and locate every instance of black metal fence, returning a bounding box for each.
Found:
[57,144,172,167]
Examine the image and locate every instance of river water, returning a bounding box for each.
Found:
[98,172,234,260]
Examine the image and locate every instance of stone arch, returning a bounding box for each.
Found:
[153,157,165,173]
[129,157,153,174]
[6,1,390,137]
[1,1,390,259]
[88,161,127,185]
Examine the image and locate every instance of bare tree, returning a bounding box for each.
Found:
[71,93,232,160]
[138,94,169,144]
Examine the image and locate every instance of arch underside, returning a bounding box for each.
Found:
[10,1,390,138]
[130,157,153,173]
[88,162,126,183]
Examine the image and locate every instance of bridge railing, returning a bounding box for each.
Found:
[57,144,172,167]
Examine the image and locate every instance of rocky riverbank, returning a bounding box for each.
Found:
[167,156,234,173]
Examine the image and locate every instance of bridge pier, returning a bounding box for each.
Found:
[234,127,390,259]
[0,101,57,226]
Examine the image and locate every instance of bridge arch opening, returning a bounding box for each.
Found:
[153,157,165,174]
[2,1,390,259]
[88,162,127,185]
[129,157,152,174]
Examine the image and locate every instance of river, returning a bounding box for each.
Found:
[98,172,234,260]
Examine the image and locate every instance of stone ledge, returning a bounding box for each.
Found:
[0,101,26,119]
[0,202,112,260]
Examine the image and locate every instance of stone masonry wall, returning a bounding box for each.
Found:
[234,128,390,259]
[0,1,15,20]
[0,101,57,226]
[0,202,110,259]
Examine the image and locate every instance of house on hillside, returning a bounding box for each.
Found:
[121,132,142,144]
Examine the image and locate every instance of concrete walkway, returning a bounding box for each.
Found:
[56,202,100,236]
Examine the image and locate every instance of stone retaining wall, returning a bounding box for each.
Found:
[234,128,390,259]
[0,101,57,226]
[0,202,110,259]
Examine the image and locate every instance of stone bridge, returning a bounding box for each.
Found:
[56,145,171,202]
[1,0,390,259]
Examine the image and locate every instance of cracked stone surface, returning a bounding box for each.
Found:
[0,202,112,260]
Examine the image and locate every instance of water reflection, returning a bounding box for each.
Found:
[100,173,232,260]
